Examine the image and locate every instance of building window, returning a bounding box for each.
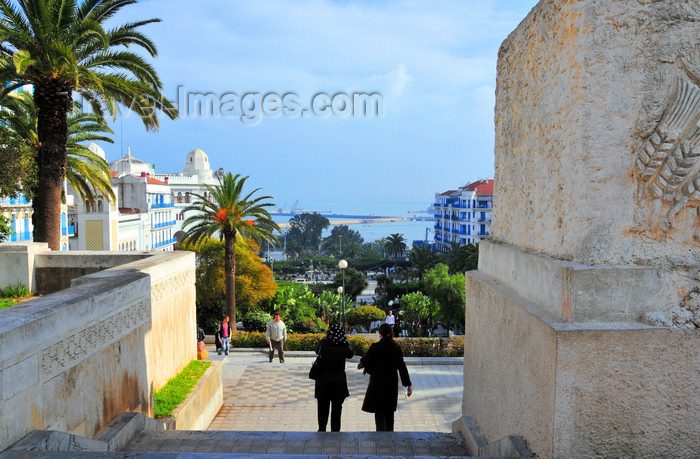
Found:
[97,200,103,212]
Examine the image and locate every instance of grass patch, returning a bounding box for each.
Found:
[154,360,212,418]
[0,298,16,310]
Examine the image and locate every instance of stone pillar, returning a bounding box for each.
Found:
[0,242,50,292]
[462,1,700,457]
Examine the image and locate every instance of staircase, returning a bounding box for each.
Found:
[2,413,533,457]
[123,429,472,457]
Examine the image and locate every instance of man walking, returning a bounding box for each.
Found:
[385,310,396,337]
[266,311,287,363]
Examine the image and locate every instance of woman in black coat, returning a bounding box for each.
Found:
[359,323,413,431]
[314,323,354,431]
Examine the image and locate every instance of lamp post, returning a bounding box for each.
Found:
[336,286,344,326]
[338,259,348,327]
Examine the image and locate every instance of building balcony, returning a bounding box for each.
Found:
[153,237,177,249]
[150,202,175,209]
[478,218,492,222]
[153,220,176,229]
[478,231,490,236]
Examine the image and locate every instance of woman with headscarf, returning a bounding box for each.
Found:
[314,323,354,432]
[359,323,413,431]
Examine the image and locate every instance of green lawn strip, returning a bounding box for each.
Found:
[154,360,212,418]
[0,298,16,310]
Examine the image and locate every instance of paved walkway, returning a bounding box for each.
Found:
[206,347,464,433]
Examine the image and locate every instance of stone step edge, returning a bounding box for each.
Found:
[211,347,463,365]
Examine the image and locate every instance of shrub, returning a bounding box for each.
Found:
[241,308,272,332]
[293,317,328,334]
[229,331,267,348]
[226,332,464,357]
[346,306,385,331]
[0,282,30,299]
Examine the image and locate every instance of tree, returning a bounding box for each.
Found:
[271,281,326,333]
[182,237,277,332]
[286,212,329,251]
[181,173,280,329]
[0,124,35,198]
[331,267,368,300]
[384,233,407,275]
[400,291,436,336]
[424,263,466,331]
[0,215,11,242]
[324,224,363,255]
[0,0,177,249]
[407,243,439,288]
[443,241,479,274]
[1,90,115,204]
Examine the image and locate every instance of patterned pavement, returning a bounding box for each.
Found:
[207,349,464,433]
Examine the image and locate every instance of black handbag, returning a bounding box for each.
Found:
[309,341,324,380]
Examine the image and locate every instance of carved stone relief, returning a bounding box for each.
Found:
[151,269,195,303]
[40,299,150,381]
[635,70,700,241]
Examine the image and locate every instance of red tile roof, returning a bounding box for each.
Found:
[438,189,458,196]
[146,177,168,185]
[476,180,494,196]
[110,171,118,178]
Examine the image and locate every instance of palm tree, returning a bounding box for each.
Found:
[407,242,439,288]
[0,0,177,249]
[181,173,280,328]
[384,233,407,276]
[443,241,479,274]
[0,90,115,204]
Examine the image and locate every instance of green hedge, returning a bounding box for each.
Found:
[228,332,464,357]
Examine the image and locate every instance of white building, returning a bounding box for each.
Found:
[433,179,493,249]
[153,147,219,241]
[68,145,204,252]
[1,190,74,251]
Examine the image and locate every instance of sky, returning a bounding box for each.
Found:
[100,0,540,215]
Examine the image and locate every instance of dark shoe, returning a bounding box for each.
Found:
[218,351,221,355]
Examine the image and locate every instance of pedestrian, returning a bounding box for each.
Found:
[314,324,354,432]
[266,311,287,363]
[217,317,231,356]
[196,325,205,343]
[359,323,413,431]
[214,323,222,353]
[385,310,396,336]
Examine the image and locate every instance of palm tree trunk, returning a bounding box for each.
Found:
[224,233,237,331]
[33,81,71,250]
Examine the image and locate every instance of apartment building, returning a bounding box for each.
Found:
[433,179,493,250]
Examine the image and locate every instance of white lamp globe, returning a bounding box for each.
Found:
[339,259,348,269]
[337,286,343,294]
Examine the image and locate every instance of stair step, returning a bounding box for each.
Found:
[122,430,473,457]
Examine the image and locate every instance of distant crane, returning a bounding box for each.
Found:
[290,200,301,214]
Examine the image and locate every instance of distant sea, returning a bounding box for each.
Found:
[271,200,434,244]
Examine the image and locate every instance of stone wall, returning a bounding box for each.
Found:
[0,248,196,451]
[464,263,700,458]
[492,0,700,267]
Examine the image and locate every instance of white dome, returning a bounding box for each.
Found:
[183,148,213,179]
[86,142,106,160]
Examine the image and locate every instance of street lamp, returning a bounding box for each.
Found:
[339,259,348,327]
[336,286,344,326]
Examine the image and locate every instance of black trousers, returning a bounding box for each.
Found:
[317,397,343,432]
[374,411,395,431]
[269,340,284,362]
